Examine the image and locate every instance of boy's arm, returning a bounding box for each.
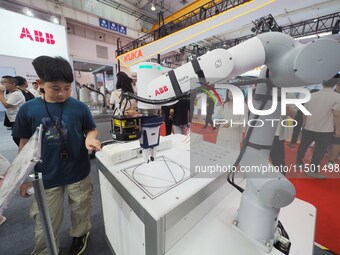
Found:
[19,138,29,152]
[85,129,101,152]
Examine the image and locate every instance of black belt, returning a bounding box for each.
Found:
[168,70,182,97]
[191,58,208,85]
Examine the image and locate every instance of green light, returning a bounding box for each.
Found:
[157,66,162,71]
[139,65,153,69]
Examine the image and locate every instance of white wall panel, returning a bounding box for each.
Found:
[68,34,117,64]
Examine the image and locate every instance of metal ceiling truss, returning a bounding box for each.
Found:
[182,11,340,57]
[149,43,209,68]
[209,34,254,51]
[116,0,251,56]
[281,11,340,37]
[157,11,340,66]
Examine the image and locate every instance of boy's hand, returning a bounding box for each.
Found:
[20,182,33,198]
[85,138,101,152]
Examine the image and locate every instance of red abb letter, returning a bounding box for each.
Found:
[34,30,44,43]
[45,33,55,45]
[20,27,33,41]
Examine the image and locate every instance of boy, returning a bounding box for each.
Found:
[13,56,101,255]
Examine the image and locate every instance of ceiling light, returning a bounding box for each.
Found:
[23,7,34,17]
[295,32,332,41]
[151,0,156,11]
[317,31,332,37]
[295,34,316,40]
[51,16,59,24]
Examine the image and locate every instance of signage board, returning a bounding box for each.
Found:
[0,9,69,60]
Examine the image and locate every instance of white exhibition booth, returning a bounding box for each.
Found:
[0,8,69,111]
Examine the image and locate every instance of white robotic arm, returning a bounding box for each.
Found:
[132,32,340,253]
[140,36,266,102]
[142,32,340,101]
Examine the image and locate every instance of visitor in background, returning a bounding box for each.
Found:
[0,76,25,145]
[15,76,35,102]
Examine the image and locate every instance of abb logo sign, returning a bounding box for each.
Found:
[155,86,169,96]
[20,27,55,45]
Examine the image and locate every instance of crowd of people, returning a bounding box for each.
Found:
[295,78,340,178]
[196,79,340,178]
[75,74,138,114]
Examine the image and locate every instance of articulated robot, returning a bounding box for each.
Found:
[115,32,340,253]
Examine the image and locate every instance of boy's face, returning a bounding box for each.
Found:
[39,81,72,103]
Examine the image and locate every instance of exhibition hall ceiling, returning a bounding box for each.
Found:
[94,0,340,53]
[115,0,340,64]
[124,0,197,17]
[114,0,339,27]
[207,0,340,43]
[1,0,339,52]
[114,0,339,26]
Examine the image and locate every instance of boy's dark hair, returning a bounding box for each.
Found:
[1,75,17,85]
[14,76,27,86]
[32,56,74,83]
